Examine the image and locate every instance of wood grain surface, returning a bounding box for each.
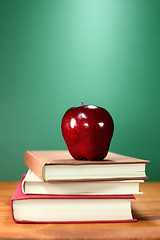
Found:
[0,182,160,240]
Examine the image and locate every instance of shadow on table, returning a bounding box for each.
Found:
[132,208,160,221]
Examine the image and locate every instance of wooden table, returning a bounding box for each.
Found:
[0,182,160,240]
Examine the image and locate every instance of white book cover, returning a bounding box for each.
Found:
[22,170,144,195]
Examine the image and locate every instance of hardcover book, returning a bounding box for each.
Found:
[22,170,144,195]
[11,175,137,223]
[24,150,150,181]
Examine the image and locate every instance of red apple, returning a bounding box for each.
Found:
[61,102,114,160]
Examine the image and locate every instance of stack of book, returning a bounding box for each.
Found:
[11,151,150,223]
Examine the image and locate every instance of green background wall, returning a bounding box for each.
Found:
[0,0,159,181]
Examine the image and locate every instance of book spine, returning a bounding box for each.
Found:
[24,151,45,181]
[10,198,14,222]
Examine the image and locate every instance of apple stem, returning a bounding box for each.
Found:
[80,101,84,106]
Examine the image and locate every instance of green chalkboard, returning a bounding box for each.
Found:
[0,0,159,180]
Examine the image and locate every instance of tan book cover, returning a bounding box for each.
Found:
[24,150,150,182]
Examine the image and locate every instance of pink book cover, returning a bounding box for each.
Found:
[11,175,137,223]
[24,150,150,181]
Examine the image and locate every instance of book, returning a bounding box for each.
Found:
[22,170,144,195]
[11,175,137,223]
[24,150,150,181]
